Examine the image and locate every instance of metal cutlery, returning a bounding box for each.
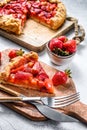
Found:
[0,92,80,108]
[0,84,79,122]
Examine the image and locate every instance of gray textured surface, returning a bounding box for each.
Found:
[0,0,87,129]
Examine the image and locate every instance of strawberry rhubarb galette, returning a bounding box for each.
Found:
[0,49,71,94]
[0,49,54,93]
[0,0,66,34]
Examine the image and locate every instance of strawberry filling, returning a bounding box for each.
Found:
[0,0,57,27]
[7,61,54,93]
[0,0,28,27]
[27,0,57,24]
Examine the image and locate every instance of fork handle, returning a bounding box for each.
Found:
[0,85,41,101]
[0,96,41,102]
[0,97,22,102]
[66,101,87,123]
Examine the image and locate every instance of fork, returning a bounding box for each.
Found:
[0,92,80,108]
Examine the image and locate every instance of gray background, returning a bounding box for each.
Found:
[0,0,87,129]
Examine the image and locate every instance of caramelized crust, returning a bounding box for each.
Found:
[0,51,38,80]
[0,15,22,34]
[0,0,11,6]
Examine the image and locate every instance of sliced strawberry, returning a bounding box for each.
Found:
[11,65,25,74]
[44,78,54,93]
[41,5,46,11]
[49,38,63,51]
[30,78,38,86]
[63,40,77,54]
[26,2,31,10]
[32,2,41,8]
[38,78,54,93]
[44,12,52,18]
[37,80,45,88]
[32,61,42,75]
[15,71,33,80]
[37,65,49,81]
[33,8,41,14]
[49,3,57,10]
[37,73,49,81]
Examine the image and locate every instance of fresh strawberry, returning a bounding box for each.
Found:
[58,36,68,43]
[49,38,63,51]
[52,69,71,86]
[63,40,77,54]
[8,49,24,59]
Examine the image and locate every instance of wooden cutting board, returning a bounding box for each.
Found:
[0,18,74,52]
[0,62,87,122]
[0,49,87,122]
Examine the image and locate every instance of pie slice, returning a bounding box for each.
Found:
[0,49,54,93]
[0,0,28,34]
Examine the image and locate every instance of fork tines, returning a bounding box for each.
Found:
[53,92,80,108]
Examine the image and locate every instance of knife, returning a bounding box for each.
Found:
[29,101,79,122]
[0,84,79,122]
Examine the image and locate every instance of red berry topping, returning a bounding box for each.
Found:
[8,49,24,59]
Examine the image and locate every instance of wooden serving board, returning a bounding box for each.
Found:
[0,18,74,52]
[0,50,87,122]
[0,62,87,122]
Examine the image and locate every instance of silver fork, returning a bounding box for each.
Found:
[0,92,80,108]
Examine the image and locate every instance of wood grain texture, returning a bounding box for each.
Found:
[0,19,74,52]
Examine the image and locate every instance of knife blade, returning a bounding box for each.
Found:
[29,101,79,122]
[0,84,79,122]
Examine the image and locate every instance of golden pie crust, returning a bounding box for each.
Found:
[0,0,11,6]
[0,14,23,34]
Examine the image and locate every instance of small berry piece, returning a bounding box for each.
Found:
[8,49,24,59]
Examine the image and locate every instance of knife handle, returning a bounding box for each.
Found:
[0,84,21,96]
[67,101,87,123]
